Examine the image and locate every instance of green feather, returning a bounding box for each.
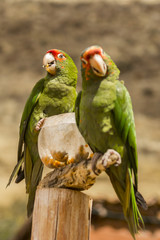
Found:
[6,157,24,187]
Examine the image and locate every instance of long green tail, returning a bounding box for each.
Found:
[26,160,43,217]
[7,158,24,187]
[108,168,145,239]
[24,144,44,217]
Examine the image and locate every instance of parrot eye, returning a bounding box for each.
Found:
[81,58,88,65]
[57,53,65,59]
[48,60,55,66]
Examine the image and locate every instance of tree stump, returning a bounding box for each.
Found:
[31,188,92,240]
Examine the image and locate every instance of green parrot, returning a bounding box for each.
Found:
[75,46,147,239]
[8,49,78,216]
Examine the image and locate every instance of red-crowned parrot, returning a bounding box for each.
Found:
[8,49,77,216]
[75,45,147,239]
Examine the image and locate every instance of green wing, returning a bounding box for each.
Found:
[7,78,45,186]
[113,80,138,188]
[75,83,138,188]
[110,81,145,237]
[75,91,82,127]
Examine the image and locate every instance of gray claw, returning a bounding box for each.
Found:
[35,118,45,131]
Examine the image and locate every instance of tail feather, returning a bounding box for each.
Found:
[27,159,43,217]
[7,157,24,187]
[15,168,24,183]
[134,186,148,211]
[108,168,145,239]
[127,170,144,237]
[24,144,44,216]
[7,140,44,217]
[24,144,33,193]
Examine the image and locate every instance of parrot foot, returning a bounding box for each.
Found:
[91,150,121,175]
[35,118,45,131]
[102,149,121,168]
[92,152,103,175]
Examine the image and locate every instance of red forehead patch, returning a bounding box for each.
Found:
[83,47,102,60]
[47,49,61,55]
[46,49,66,61]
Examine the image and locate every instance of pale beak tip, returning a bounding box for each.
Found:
[90,54,107,77]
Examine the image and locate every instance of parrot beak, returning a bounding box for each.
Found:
[89,54,107,77]
[43,53,56,75]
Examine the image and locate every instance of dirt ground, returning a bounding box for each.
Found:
[0,0,160,239]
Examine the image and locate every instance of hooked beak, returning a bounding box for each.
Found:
[42,63,49,68]
[89,54,107,77]
[42,53,56,75]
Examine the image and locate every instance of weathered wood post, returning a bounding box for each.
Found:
[31,188,92,240]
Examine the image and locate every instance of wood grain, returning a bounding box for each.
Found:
[31,188,92,240]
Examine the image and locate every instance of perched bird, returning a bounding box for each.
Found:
[8,49,78,216]
[75,45,147,239]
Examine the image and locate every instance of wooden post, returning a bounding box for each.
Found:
[31,187,92,240]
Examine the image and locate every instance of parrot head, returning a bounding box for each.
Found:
[43,49,66,75]
[42,49,77,87]
[80,45,120,82]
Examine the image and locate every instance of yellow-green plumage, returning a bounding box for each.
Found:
[8,49,77,216]
[76,46,147,239]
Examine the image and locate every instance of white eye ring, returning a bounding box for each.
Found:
[57,53,64,58]
[101,48,104,55]
[81,58,88,65]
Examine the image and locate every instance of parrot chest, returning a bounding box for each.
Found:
[29,82,76,132]
[79,86,123,153]
[40,82,75,114]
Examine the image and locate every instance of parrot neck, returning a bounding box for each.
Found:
[81,54,120,90]
[82,76,101,91]
[45,72,55,80]
[81,71,118,91]
[45,69,77,88]
[81,75,120,92]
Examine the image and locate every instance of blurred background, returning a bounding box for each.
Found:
[0,0,160,239]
